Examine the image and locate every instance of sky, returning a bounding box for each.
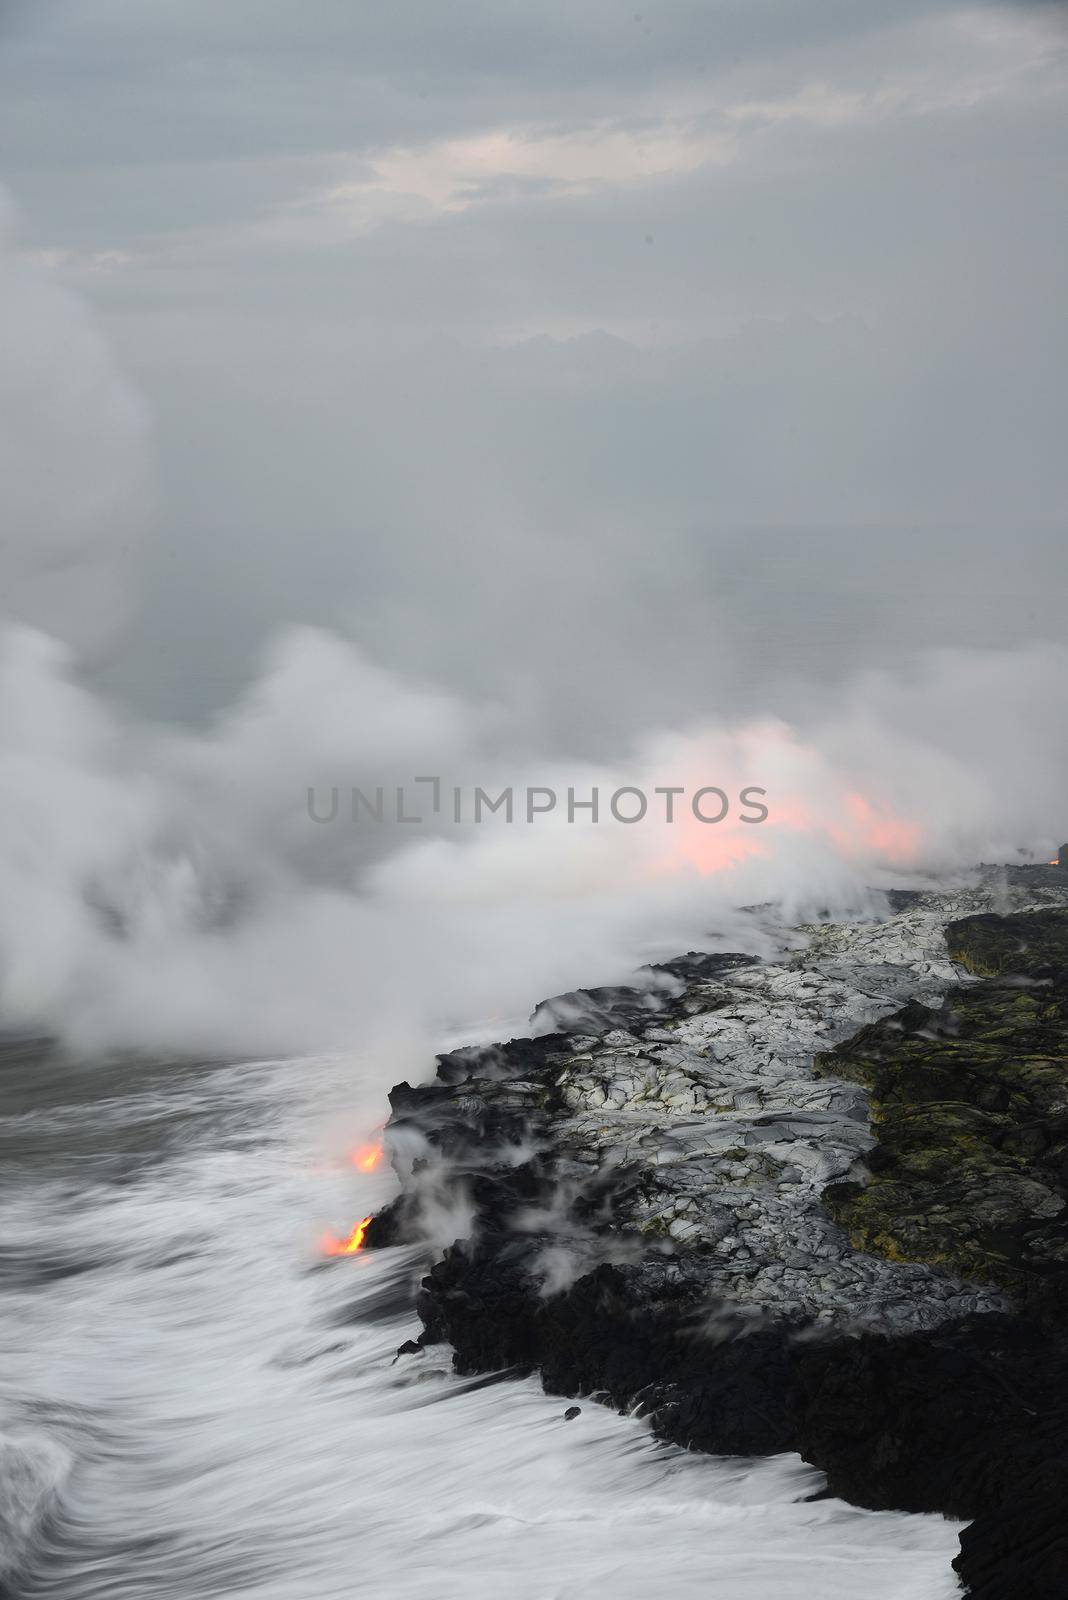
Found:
[0,1,1066,1054]
[0,0,1065,752]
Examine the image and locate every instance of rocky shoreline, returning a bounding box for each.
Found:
[367,870,1068,1597]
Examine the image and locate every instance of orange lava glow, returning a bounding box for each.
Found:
[657,786,923,879]
[672,824,769,878]
[831,793,923,865]
[351,1142,383,1172]
[321,1216,373,1256]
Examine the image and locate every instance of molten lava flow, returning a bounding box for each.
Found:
[351,1142,383,1173]
[321,1216,373,1256]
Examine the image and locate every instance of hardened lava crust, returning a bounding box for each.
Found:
[367,870,1068,1599]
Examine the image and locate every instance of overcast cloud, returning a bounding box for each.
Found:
[0,0,1065,749]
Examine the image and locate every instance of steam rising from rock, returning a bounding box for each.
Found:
[1,181,1065,1063]
[0,619,1065,1060]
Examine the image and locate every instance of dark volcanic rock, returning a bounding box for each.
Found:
[366,884,1068,1597]
[528,952,758,1035]
[955,1457,1068,1599]
[416,1198,1068,1593]
[817,909,1068,1314]
[792,1314,1068,1516]
[416,1197,1068,1597]
[949,906,1068,980]
[419,1241,801,1456]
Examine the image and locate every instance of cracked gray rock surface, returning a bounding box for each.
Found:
[399,874,1068,1333]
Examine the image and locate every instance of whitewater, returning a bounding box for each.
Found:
[0,1037,963,1600]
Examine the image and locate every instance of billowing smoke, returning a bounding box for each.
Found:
[0,617,1065,1059]
[1,185,1065,1064]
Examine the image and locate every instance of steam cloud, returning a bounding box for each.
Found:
[1,618,1065,1060]
[1,184,1065,1066]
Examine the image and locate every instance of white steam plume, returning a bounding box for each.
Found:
[1,180,1065,1064]
[0,621,1065,1059]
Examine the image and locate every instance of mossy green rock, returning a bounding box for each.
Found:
[816,909,1068,1311]
[947,907,1068,980]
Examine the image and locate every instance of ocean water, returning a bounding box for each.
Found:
[0,1044,964,1600]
